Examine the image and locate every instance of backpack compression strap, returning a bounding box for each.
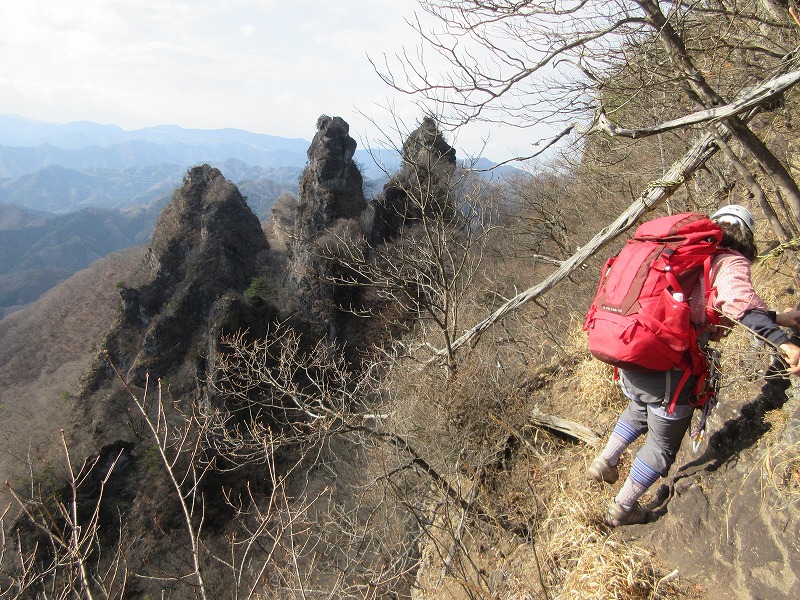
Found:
[666,253,717,414]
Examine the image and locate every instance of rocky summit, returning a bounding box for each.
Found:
[361,116,457,245]
[295,115,366,239]
[2,112,798,599]
[76,164,273,449]
[288,116,368,343]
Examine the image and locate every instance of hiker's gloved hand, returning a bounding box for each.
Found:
[778,342,800,375]
[776,310,800,329]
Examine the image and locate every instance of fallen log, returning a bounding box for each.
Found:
[430,52,800,362]
[528,408,601,446]
[433,126,726,361]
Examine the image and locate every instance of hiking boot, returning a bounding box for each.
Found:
[587,456,618,484]
[605,501,648,527]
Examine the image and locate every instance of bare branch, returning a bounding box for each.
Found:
[432,124,732,360]
[591,67,800,139]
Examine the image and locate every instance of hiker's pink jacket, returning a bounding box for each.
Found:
[690,250,770,335]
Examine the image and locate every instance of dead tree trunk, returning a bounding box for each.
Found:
[637,0,800,224]
[432,128,726,361]
[431,52,800,363]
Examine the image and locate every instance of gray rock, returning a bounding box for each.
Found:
[635,380,800,599]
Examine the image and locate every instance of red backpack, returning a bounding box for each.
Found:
[583,213,723,408]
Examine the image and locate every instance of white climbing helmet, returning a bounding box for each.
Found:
[711,204,755,235]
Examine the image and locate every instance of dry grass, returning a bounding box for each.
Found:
[752,246,797,311]
[501,318,705,599]
[395,307,705,599]
[760,437,800,509]
[344,210,797,598]
[755,397,800,511]
[372,228,800,599]
[531,449,695,600]
[574,355,626,414]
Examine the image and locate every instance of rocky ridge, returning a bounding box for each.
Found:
[4,112,795,598]
[75,164,273,448]
[0,115,463,598]
[361,115,457,245]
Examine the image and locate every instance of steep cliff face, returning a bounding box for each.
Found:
[289,116,367,342]
[361,116,457,245]
[79,164,274,443]
[133,165,270,381]
[633,378,800,599]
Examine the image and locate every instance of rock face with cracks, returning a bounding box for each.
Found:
[618,376,800,599]
[295,115,366,239]
[289,115,367,343]
[78,163,273,448]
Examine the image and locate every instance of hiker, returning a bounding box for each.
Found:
[587,204,800,527]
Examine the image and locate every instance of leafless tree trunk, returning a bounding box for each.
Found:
[434,125,729,359]
[636,0,800,223]
[377,0,800,237]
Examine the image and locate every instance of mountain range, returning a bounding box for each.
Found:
[0,114,517,317]
[0,114,403,183]
[0,116,367,316]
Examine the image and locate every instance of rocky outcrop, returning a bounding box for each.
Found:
[623,376,800,598]
[295,115,366,240]
[289,116,367,342]
[361,116,457,245]
[128,165,270,383]
[9,164,284,598]
[79,165,273,440]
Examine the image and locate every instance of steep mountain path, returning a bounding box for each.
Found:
[625,379,800,599]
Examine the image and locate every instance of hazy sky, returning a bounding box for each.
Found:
[0,0,535,162]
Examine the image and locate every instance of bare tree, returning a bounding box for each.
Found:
[106,362,212,600]
[206,325,542,595]
[316,125,499,368]
[378,0,800,237]
[2,432,128,599]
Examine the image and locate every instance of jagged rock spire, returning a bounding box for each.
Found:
[289,116,367,342]
[100,164,270,389]
[361,116,457,245]
[295,115,367,239]
[148,164,268,289]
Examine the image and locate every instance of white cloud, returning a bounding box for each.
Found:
[0,0,536,161]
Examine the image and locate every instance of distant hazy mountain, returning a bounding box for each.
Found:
[0,115,310,171]
[0,114,518,194]
[0,115,517,315]
[0,114,399,180]
[0,163,183,212]
[0,161,303,215]
[0,201,49,230]
[0,204,157,316]
[0,115,531,185]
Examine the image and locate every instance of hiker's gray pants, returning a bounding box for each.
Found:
[617,369,696,477]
